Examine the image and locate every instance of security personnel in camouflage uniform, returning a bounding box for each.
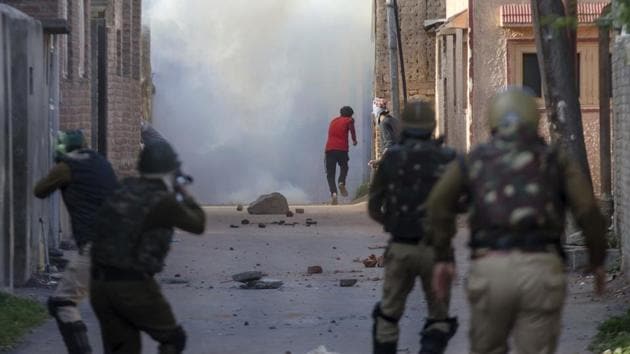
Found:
[90,141,206,354]
[34,130,118,354]
[369,100,458,354]
[428,88,607,354]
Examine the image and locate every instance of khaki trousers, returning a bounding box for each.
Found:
[52,245,91,323]
[376,242,451,343]
[467,252,566,354]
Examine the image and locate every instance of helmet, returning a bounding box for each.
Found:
[340,106,354,117]
[400,100,436,132]
[56,130,85,154]
[137,141,181,174]
[487,87,539,135]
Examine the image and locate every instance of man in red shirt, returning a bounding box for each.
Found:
[325,106,358,205]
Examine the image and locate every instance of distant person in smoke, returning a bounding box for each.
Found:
[369,97,400,169]
[324,106,358,205]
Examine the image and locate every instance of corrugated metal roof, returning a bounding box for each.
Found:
[500,2,609,26]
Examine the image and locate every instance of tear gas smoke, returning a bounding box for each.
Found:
[145,0,374,204]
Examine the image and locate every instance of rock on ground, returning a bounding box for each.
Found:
[232,271,264,283]
[247,192,290,215]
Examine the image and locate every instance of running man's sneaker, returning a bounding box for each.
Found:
[331,193,338,205]
[338,182,348,197]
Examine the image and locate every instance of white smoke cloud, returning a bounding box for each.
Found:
[145,0,374,204]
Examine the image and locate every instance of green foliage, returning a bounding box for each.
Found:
[0,292,47,350]
[618,0,630,28]
[590,308,630,353]
[354,181,370,200]
[541,14,578,31]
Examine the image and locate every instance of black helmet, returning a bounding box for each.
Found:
[137,141,181,174]
[340,106,354,117]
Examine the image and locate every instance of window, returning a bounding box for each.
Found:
[77,0,86,77]
[522,53,542,97]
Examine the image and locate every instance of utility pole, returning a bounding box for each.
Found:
[386,0,401,118]
[599,4,613,225]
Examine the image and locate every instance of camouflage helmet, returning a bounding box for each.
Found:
[56,130,85,154]
[138,141,181,174]
[400,100,436,132]
[487,87,539,135]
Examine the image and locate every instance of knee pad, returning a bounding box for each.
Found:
[160,326,187,353]
[372,302,400,324]
[47,297,77,319]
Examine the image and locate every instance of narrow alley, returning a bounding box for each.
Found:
[10,204,625,354]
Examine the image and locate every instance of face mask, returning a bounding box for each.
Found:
[373,104,384,117]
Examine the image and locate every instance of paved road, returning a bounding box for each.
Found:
[11,203,624,354]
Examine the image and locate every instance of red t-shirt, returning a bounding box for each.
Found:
[325,116,357,152]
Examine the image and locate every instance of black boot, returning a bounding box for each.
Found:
[48,297,92,354]
[374,340,397,354]
[419,317,458,354]
[57,321,92,354]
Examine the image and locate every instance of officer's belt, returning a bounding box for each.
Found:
[91,264,151,281]
[391,237,421,245]
[470,230,562,254]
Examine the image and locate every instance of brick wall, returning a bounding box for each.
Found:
[374,0,446,102]
[59,0,92,143]
[1,0,93,145]
[102,0,142,175]
[612,34,630,274]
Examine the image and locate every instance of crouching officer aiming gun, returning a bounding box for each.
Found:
[34,130,118,354]
[90,140,206,354]
[369,100,458,354]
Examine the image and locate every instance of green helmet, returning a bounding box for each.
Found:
[400,100,436,132]
[487,88,539,135]
[56,130,85,155]
[138,141,181,174]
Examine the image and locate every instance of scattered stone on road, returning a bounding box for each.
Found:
[367,244,387,250]
[362,255,378,268]
[236,204,244,211]
[240,278,284,289]
[241,219,250,225]
[295,208,305,214]
[161,277,190,284]
[258,223,267,228]
[306,218,318,226]
[339,279,358,287]
[232,271,264,283]
[247,192,290,215]
[362,255,385,268]
[307,266,323,274]
[230,224,239,228]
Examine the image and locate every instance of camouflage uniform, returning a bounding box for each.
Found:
[90,142,206,354]
[427,89,607,354]
[369,101,458,354]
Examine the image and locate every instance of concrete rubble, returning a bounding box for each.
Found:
[232,271,264,282]
[247,192,290,215]
[232,271,283,289]
[236,204,244,211]
[240,279,284,289]
[339,279,358,287]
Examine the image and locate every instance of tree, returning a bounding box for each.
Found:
[531,0,592,182]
